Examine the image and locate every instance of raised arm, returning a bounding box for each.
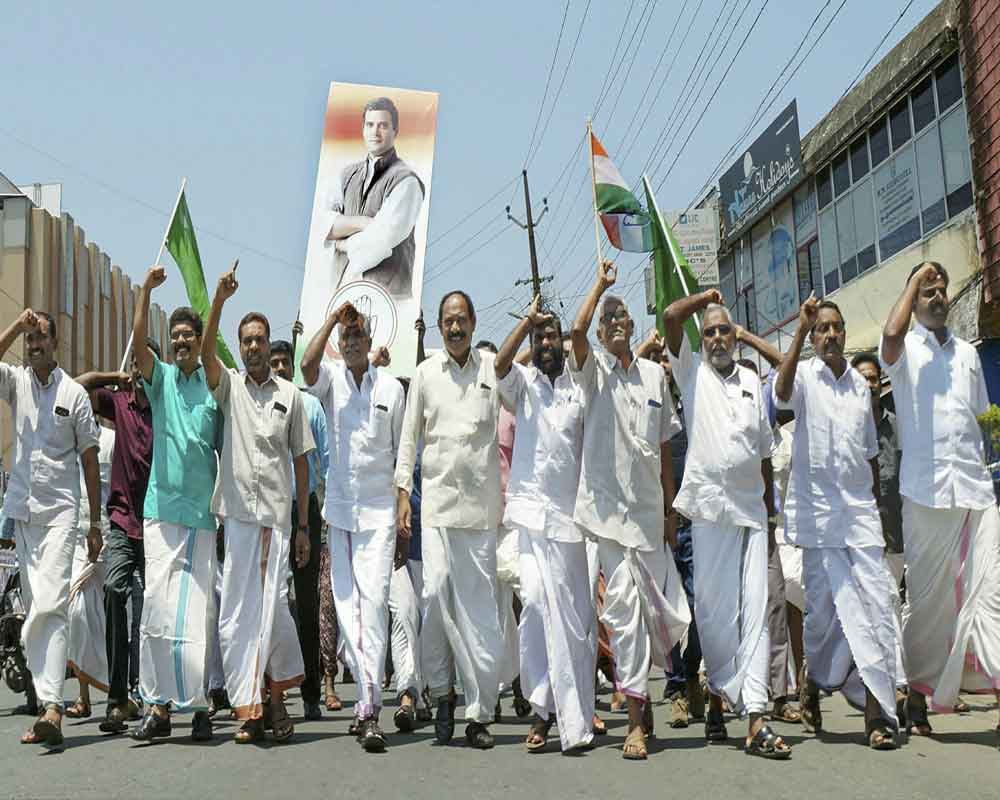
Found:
[736,325,784,369]
[76,371,131,393]
[202,259,239,391]
[0,309,38,362]
[496,295,552,379]
[571,260,617,368]
[635,330,664,362]
[881,262,939,366]
[663,289,722,356]
[415,312,427,366]
[135,266,166,383]
[774,293,817,403]
[300,303,351,387]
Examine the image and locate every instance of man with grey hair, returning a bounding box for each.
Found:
[569,261,690,761]
[300,301,406,752]
[326,96,426,298]
[664,289,789,759]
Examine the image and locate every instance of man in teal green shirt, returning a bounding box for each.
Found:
[131,264,222,744]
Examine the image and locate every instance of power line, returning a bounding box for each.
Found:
[426,174,519,249]
[522,0,572,168]
[840,0,917,98]
[423,222,513,285]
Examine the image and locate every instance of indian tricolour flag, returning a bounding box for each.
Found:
[591,131,654,252]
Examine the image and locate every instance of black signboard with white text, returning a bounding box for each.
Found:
[719,100,802,242]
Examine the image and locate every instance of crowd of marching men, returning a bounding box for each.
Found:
[1,256,998,761]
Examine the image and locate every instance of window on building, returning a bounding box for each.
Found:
[850,136,869,181]
[889,98,912,150]
[940,106,973,216]
[869,117,890,167]
[851,178,877,274]
[911,76,936,133]
[816,166,833,209]
[874,145,920,260]
[936,53,962,112]
[833,151,851,196]
[835,194,858,283]
[793,182,818,241]
[719,252,737,309]
[808,238,822,296]
[915,128,946,231]
[819,206,840,293]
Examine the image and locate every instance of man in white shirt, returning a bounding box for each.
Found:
[395,290,504,750]
[775,294,900,750]
[880,262,1000,736]
[202,264,315,745]
[0,308,102,748]
[664,290,790,760]
[494,297,595,753]
[569,262,690,761]
[326,96,425,298]
[301,303,406,752]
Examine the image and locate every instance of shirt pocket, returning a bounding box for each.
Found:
[633,397,662,452]
[368,402,393,445]
[807,418,833,471]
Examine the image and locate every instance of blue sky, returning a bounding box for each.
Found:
[2,0,938,354]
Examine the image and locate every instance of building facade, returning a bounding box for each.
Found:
[0,176,168,466]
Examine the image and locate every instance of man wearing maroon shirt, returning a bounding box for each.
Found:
[76,338,160,733]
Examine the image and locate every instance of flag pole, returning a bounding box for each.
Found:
[643,173,700,333]
[119,177,187,372]
[587,120,604,268]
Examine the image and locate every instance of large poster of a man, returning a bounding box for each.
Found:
[300,82,438,374]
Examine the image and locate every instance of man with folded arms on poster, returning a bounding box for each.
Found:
[395,290,505,750]
[0,308,101,748]
[202,262,314,745]
[326,96,425,298]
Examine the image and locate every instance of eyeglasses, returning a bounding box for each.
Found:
[600,310,630,324]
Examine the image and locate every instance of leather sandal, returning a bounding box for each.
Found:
[745,724,791,759]
[465,722,495,750]
[64,700,91,719]
[394,701,416,733]
[525,714,554,753]
[234,719,263,744]
[32,706,64,748]
[270,705,294,743]
[622,726,647,760]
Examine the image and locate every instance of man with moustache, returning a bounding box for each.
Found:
[776,295,900,750]
[569,262,690,761]
[202,263,314,744]
[494,297,595,753]
[76,338,161,734]
[327,96,425,298]
[664,291,789,759]
[395,290,505,750]
[269,340,329,722]
[300,303,406,752]
[0,309,101,748]
[881,262,1000,736]
[130,266,223,743]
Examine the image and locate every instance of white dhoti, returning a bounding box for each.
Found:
[219,519,303,720]
[597,538,690,702]
[691,523,769,716]
[14,522,75,707]
[519,527,596,751]
[139,520,218,712]
[205,558,225,693]
[329,525,395,719]
[778,543,805,612]
[421,527,503,723]
[389,561,423,700]
[67,527,109,692]
[802,545,900,727]
[496,526,520,689]
[902,499,1000,711]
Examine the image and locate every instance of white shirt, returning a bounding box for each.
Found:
[79,426,116,530]
[327,172,423,281]
[879,323,994,510]
[774,357,881,548]
[0,364,100,528]
[570,348,681,552]
[498,362,585,542]
[395,348,501,531]
[770,420,795,544]
[307,361,404,532]
[667,333,772,530]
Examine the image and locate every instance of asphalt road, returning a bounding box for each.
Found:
[2,678,997,800]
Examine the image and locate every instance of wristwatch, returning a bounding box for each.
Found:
[767,515,778,525]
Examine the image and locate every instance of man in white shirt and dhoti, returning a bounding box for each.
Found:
[203,263,315,744]
[301,302,406,752]
[495,297,596,753]
[776,294,900,750]
[664,289,791,760]
[395,290,504,750]
[881,261,1000,737]
[569,262,690,761]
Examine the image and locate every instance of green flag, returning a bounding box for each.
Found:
[643,176,701,349]
[164,191,237,368]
